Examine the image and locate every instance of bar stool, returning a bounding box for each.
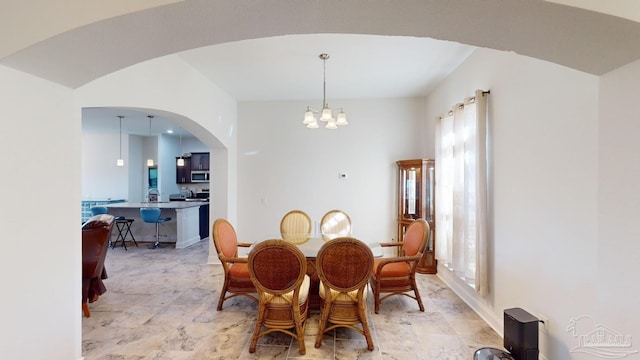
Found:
[140,207,171,249]
[113,218,137,250]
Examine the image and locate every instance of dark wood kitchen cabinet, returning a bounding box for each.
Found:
[190,152,209,171]
[176,156,192,184]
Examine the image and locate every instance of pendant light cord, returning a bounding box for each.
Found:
[118,116,123,158]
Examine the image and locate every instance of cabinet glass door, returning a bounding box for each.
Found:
[401,166,421,219]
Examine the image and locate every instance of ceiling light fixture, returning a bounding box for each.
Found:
[303,53,348,129]
[116,115,125,167]
[147,115,155,167]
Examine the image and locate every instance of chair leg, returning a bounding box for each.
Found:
[82,302,90,318]
[358,303,374,351]
[126,221,138,247]
[154,222,160,248]
[249,304,266,353]
[413,278,425,312]
[216,282,228,311]
[315,300,331,348]
[294,315,306,355]
[371,280,381,314]
[149,222,161,249]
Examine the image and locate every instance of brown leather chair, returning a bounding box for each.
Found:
[211,219,257,310]
[369,218,429,314]
[315,237,374,350]
[82,214,115,317]
[248,240,310,355]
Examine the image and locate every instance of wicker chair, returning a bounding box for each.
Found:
[319,209,352,241]
[315,237,374,350]
[211,219,257,311]
[369,218,429,314]
[248,240,310,355]
[280,210,312,243]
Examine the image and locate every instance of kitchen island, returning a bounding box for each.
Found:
[105,201,209,249]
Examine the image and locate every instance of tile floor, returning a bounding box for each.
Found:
[82,239,504,359]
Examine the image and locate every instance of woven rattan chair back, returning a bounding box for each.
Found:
[211,219,257,310]
[248,239,309,355]
[249,240,307,295]
[314,237,374,350]
[319,209,352,241]
[280,210,312,243]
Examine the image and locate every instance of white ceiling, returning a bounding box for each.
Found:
[83,33,476,136]
[178,34,475,102]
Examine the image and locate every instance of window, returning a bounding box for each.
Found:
[435,90,489,294]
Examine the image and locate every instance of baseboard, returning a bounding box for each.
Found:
[436,265,502,335]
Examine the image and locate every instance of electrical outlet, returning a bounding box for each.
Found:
[538,313,549,334]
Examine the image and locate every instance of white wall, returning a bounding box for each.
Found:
[236,98,425,244]
[0,66,79,359]
[598,59,640,344]
[81,132,129,200]
[426,48,601,359]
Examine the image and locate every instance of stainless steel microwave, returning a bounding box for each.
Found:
[191,170,209,183]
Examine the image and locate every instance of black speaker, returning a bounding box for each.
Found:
[504,308,539,360]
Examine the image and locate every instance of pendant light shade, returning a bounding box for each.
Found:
[147,115,155,167]
[116,115,125,167]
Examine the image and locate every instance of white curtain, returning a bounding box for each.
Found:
[435,90,488,295]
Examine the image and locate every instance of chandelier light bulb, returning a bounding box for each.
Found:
[303,109,315,124]
[336,111,348,126]
[307,119,319,128]
[320,107,333,122]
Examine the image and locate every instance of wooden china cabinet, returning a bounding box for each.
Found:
[396,159,436,274]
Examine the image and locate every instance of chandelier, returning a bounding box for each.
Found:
[303,53,348,129]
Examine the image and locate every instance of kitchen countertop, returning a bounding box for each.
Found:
[105,201,208,209]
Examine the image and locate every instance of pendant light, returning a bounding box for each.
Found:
[303,53,348,129]
[116,115,125,167]
[177,130,185,167]
[146,115,155,167]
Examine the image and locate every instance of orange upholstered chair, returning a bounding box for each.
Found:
[212,219,257,310]
[369,218,429,314]
[248,240,310,355]
[315,237,374,350]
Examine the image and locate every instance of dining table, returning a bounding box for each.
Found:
[249,235,382,311]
